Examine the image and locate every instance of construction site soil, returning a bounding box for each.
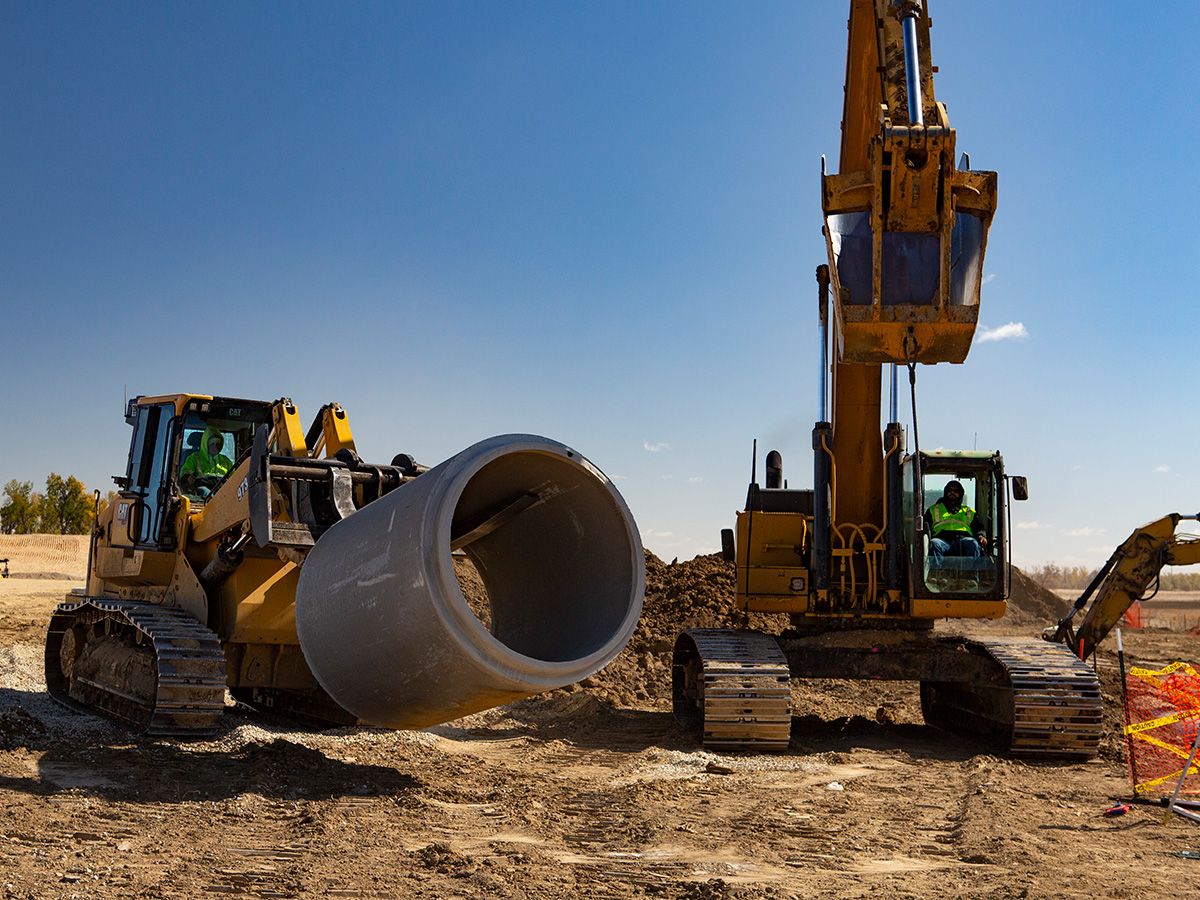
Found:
[1,537,1198,898]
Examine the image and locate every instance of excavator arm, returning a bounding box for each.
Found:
[1045,514,1200,661]
[814,0,1000,603]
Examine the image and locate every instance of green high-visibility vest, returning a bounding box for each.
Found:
[930,499,974,537]
[181,428,232,478]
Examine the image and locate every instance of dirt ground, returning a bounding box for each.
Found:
[2,544,1200,898]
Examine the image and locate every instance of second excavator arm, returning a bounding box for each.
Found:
[1045,513,1200,661]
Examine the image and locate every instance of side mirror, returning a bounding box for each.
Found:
[1011,476,1029,501]
[720,528,736,562]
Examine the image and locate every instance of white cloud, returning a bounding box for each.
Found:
[660,475,674,481]
[611,474,628,481]
[643,441,670,453]
[1016,521,1045,530]
[1064,526,1106,537]
[977,322,1028,343]
[688,476,704,483]
[1155,464,1171,473]
[983,273,997,285]
[641,529,674,538]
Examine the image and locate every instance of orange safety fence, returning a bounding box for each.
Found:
[1124,661,1200,797]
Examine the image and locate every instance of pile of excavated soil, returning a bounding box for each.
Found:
[0,534,89,579]
[1005,565,1073,626]
[579,553,782,708]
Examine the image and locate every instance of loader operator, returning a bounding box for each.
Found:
[924,480,988,563]
[179,426,232,498]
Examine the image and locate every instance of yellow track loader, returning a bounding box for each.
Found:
[48,393,644,735]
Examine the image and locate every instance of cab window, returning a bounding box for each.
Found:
[176,404,269,501]
[921,470,998,596]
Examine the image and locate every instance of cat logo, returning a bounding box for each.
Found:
[790,576,806,593]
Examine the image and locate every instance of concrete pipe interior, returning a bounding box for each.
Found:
[450,450,637,664]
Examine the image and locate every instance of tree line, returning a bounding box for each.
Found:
[1024,562,1200,593]
[0,476,110,535]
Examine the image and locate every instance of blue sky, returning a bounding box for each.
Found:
[2,1,1197,568]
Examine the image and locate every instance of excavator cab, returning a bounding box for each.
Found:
[901,450,1011,603]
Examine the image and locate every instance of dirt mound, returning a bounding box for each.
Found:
[580,553,782,708]
[0,534,89,579]
[1006,566,1072,626]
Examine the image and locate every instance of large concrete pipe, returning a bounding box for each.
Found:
[295,434,644,729]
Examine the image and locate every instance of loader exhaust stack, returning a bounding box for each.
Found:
[295,434,645,729]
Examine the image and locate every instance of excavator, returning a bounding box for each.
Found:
[46,393,644,736]
[1046,514,1200,662]
[673,0,1104,758]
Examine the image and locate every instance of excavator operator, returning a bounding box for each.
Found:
[180,426,232,498]
[925,481,988,562]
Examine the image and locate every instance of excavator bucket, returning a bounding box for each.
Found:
[822,152,997,365]
[821,0,998,365]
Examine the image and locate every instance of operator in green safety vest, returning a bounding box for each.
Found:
[923,480,988,563]
[179,426,232,498]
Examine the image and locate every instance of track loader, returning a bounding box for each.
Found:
[47,393,644,735]
[673,0,1103,758]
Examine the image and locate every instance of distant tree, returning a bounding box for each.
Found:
[1027,561,1200,592]
[1,480,42,534]
[1161,572,1200,591]
[40,473,92,535]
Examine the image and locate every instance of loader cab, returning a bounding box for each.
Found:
[114,394,272,548]
[901,450,1010,602]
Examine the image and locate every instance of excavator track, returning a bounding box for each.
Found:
[922,637,1103,759]
[45,599,227,737]
[672,629,792,751]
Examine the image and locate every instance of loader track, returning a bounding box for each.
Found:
[672,629,792,751]
[45,599,227,737]
[922,637,1103,759]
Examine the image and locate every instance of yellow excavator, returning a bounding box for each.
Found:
[1046,514,1200,661]
[673,0,1104,758]
[47,393,643,736]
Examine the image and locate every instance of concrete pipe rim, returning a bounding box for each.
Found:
[428,434,644,689]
